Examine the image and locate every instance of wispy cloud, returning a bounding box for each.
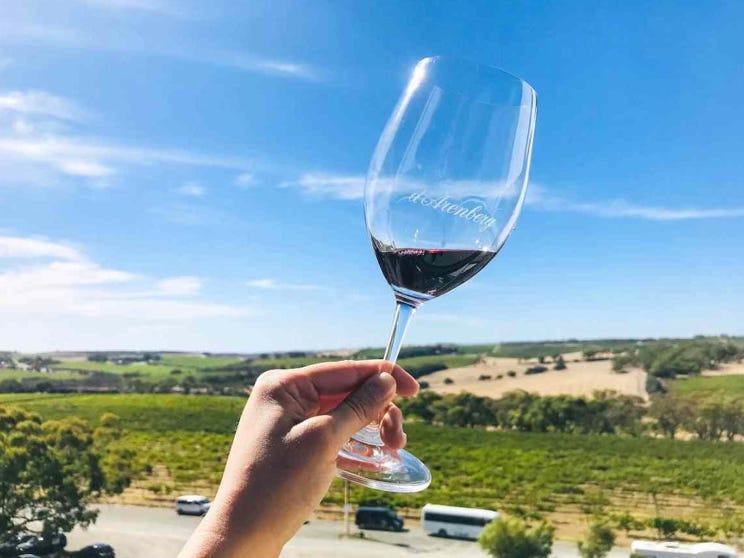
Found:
[0,21,322,81]
[79,0,182,16]
[0,89,252,187]
[246,278,321,291]
[209,51,321,81]
[0,90,88,121]
[527,185,744,221]
[0,234,245,320]
[281,172,365,200]
[235,173,256,188]
[175,181,206,197]
[0,235,83,261]
[156,276,201,297]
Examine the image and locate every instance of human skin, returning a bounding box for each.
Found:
[178,360,418,558]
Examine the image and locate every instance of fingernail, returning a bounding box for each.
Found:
[375,372,396,397]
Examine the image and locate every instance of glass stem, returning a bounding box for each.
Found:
[351,301,417,446]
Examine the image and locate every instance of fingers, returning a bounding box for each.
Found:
[380,403,407,449]
[327,371,396,443]
[297,360,419,398]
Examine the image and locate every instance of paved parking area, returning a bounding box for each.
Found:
[66,505,632,558]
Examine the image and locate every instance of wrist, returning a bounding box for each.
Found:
[179,497,283,558]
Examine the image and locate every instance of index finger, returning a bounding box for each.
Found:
[293,360,419,398]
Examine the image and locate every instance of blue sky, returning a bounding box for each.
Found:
[1,0,743,352]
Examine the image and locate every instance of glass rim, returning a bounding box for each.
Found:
[415,55,536,99]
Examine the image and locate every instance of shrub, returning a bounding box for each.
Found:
[525,366,548,375]
[578,522,615,558]
[507,371,517,378]
[443,378,454,385]
[479,518,554,558]
[554,356,567,371]
[479,375,493,381]
[496,374,504,379]
[418,381,430,389]
[649,517,683,538]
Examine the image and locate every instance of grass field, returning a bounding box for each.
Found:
[0,369,86,381]
[670,374,744,396]
[2,392,742,540]
[29,353,479,388]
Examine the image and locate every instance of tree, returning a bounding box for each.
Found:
[578,522,616,558]
[649,517,682,539]
[583,349,598,361]
[554,356,567,371]
[649,396,690,439]
[479,518,554,558]
[612,513,645,538]
[0,405,136,539]
[87,353,108,362]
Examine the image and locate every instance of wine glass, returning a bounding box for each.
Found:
[336,56,537,492]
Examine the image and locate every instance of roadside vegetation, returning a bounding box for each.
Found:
[3,392,744,542]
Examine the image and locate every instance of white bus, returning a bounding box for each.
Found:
[631,541,738,558]
[421,503,499,540]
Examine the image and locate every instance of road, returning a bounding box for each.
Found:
[66,505,632,558]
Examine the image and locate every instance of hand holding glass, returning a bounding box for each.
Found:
[336,56,537,492]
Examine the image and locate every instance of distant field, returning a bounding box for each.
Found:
[670,374,744,396]
[0,369,86,381]
[51,361,178,378]
[425,357,648,400]
[0,393,245,433]
[159,355,243,369]
[47,355,244,382]
[2,392,743,540]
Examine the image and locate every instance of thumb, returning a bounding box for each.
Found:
[328,371,396,442]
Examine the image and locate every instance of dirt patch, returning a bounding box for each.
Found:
[425,357,648,400]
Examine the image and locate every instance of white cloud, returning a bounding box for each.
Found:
[58,160,114,177]
[282,172,366,200]
[0,90,87,121]
[0,22,321,81]
[175,182,205,197]
[80,0,181,15]
[235,173,255,187]
[246,278,321,291]
[0,234,246,323]
[0,236,82,261]
[0,91,252,187]
[526,185,744,221]
[156,276,201,296]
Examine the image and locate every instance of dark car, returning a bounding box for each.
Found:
[16,532,66,556]
[0,535,35,557]
[73,543,115,558]
[355,506,404,531]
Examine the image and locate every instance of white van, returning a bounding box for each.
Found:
[631,541,738,558]
[421,503,499,540]
[175,495,211,516]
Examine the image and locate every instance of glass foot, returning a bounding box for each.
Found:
[336,438,431,493]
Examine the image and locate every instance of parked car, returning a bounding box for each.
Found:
[73,543,115,558]
[175,495,211,515]
[15,532,66,556]
[355,506,404,531]
[0,535,35,557]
